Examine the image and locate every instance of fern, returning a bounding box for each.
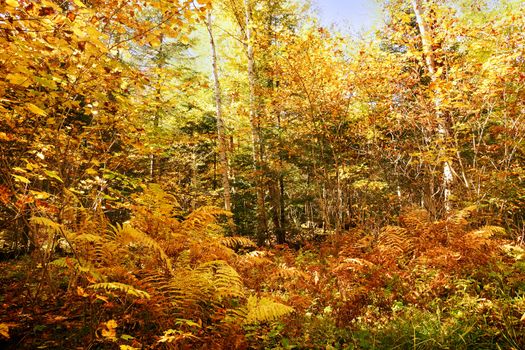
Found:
[110,223,173,274]
[220,236,256,249]
[378,225,414,258]
[275,263,309,280]
[240,295,294,324]
[399,208,430,231]
[449,205,478,225]
[181,206,231,236]
[501,244,525,260]
[30,216,62,233]
[470,225,506,238]
[88,282,150,299]
[71,233,104,243]
[196,260,244,299]
[50,257,105,282]
[141,260,244,318]
[143,269,211,313]
[332,258,375,274]
[242,253,274,267]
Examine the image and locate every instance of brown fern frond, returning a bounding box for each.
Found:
[220,236,256,250]
[448,205,478,226]
[180,206,231,236]
[111,223,173,274]
[399,208,430,231]
[332,258,375,274]
[377,225,414,257]
[274,263,309,281]
[238,251,274,268]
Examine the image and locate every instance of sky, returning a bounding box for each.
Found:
[313,0,382,35]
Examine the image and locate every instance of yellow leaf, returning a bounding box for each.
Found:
[6,0,19,8]
[73,0,85,7]
[6,73,29,86]
[29,190,51,199]
[120,346,139,350]
[148,34,161,47]
[12,174,30,184]
[77,286,89,297]
[26,103,47,117]
[67,74,77,83]
[95,294,108,303]
[101,319,117,339]
[0,323,11,339]
[44,170,63,183]
[0,132,14,141]
[180,35,190,45]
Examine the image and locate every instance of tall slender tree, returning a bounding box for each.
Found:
[244,0,269,244]
[206,9,232,211]
[411,0,453,213]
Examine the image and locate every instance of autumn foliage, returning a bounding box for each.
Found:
[1,0,525,348]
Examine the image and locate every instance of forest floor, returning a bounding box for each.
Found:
[1,209,525,349]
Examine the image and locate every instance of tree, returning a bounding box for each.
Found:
[411,0,454,213]
[206,8,232,211]
[243,0,269,244]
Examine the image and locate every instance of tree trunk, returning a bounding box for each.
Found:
[150,34,164,183]
[276,112,286,244]
[244,0,268,245]
[277,172,286,243]
[206,11,232,211]
[411,0,453,214]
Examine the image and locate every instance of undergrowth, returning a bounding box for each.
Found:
[1,199,524,349]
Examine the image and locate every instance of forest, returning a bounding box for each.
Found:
[0,0,524,348]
